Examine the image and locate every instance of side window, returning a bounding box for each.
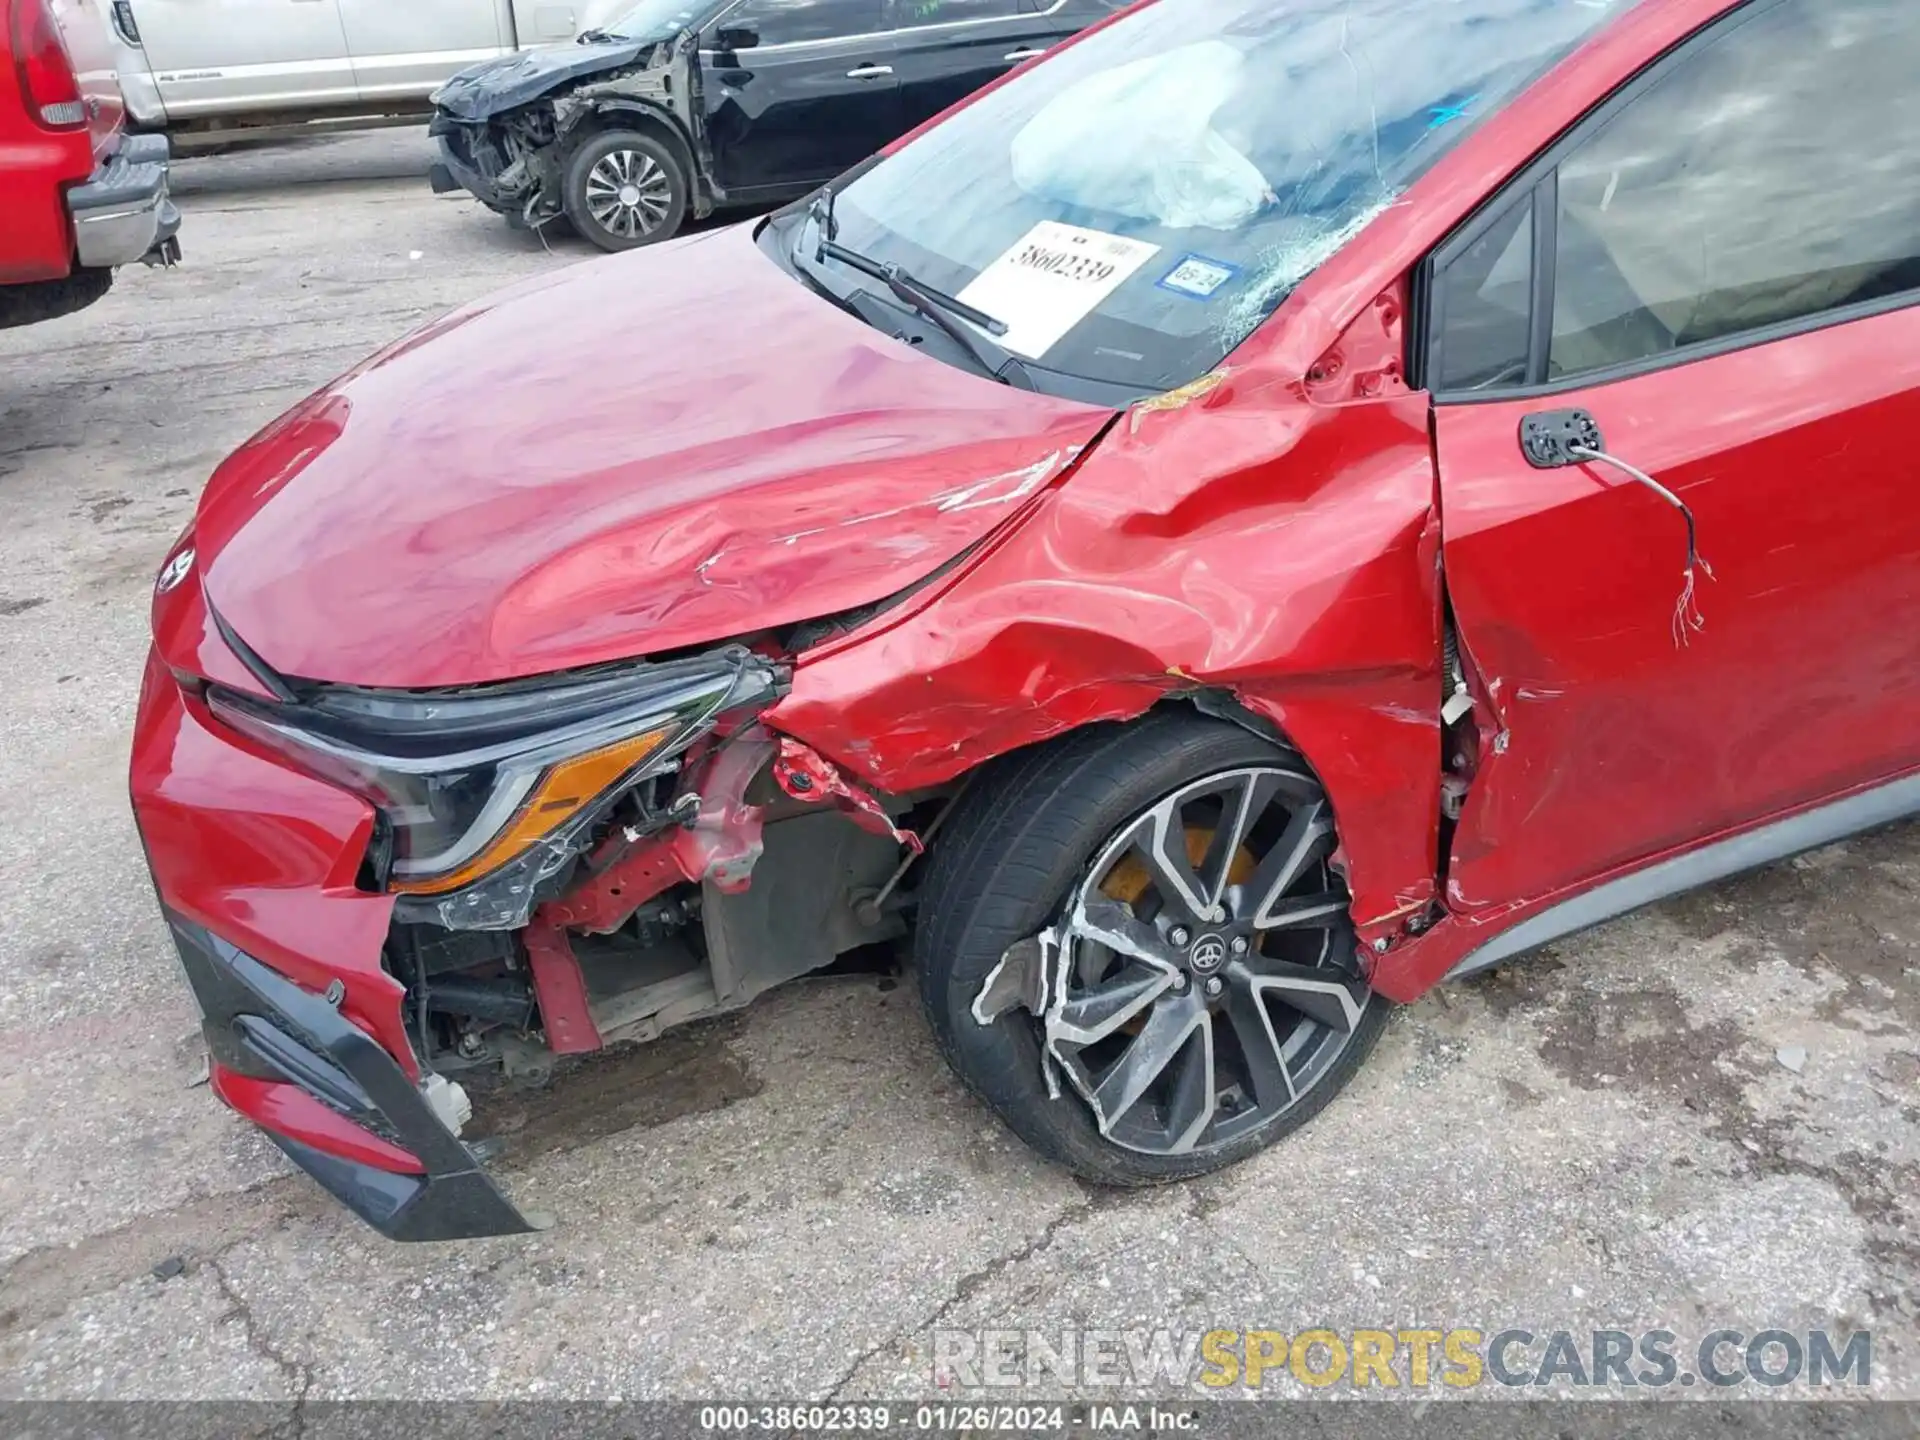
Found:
[718,0,885,45]
[1429,0,1920,392]
[1550,0,1920,379]
[1433,198,1533,393]
[884,0,1026,25]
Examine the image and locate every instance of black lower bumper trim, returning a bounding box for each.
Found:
[269,1132,536,1243]
[167,913,540,1241]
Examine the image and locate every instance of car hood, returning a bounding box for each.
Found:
[432,38,652,120]
[191,224,1112,689]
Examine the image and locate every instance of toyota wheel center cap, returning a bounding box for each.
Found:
[1188,934,1228,973]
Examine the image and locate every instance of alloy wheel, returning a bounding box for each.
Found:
[1045,766,1371,1156]
[583,148,674,242]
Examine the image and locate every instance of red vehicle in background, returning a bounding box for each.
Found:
[1,0,177,328]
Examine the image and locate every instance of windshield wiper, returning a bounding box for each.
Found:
[577,27,628,42]
[786,231,864,322]
[805,189,1032,389]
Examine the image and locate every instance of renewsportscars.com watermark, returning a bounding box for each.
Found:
[931,1327,1873,1392]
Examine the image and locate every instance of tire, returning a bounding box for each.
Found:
[562,130,688,253]
[0,268,113,330]
[915,711,1389,1186]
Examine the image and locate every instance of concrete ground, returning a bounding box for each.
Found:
[0,130,1915,1409]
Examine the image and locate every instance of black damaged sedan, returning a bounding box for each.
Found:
[429,0,1122,250]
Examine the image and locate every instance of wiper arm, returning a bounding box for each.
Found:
[815,236,1005,336]
[806,189,1031,388]
[786,221,864,322]
[577,27,627,42]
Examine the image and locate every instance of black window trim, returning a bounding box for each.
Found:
[701,0,1068,55]
[1419,0,1920,404]
[1423,183,1537,394]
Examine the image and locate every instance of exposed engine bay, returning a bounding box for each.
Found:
[344,646,939,1079]
[387,744,929,1079]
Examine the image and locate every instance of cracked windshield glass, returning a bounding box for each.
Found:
[820,0,1637,393]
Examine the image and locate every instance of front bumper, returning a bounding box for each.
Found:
[69,133,181,269]
[132,647,535,1240]
[168,915,538,1241]
[430,121,510,213]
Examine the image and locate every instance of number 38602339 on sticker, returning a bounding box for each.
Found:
[956,221,1160,360]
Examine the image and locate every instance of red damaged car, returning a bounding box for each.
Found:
[134,0,1920,1238]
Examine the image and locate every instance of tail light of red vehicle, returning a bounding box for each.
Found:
[11,0,87,131]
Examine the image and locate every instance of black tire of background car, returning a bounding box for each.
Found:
[562,130,689,254]
[0,267,114,330]
[914,711,1389,1186]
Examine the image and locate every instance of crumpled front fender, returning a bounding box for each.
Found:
[769,284,1446,957]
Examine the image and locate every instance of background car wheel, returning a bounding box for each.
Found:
[915,712,1389,1186]
[563,131,688,252]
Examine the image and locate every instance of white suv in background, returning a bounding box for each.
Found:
[103,0,630,145]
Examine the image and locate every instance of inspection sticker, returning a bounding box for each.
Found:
[1158,253,1240,300]
[956,221,1160,359]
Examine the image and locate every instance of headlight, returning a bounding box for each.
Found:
[208,647,779,898]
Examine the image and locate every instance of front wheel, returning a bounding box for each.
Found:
[562,130,688,252]
[915,714,1388,1186]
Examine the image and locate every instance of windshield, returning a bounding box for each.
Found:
[812,0,1638,394]
[590,0,703,41]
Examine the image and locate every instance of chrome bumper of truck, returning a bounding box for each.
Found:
[69,133,181,269]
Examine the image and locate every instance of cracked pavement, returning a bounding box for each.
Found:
[0,131,1916,1407]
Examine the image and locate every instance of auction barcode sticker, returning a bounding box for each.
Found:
[955,221,1160,360]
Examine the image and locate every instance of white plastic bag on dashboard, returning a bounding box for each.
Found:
[1008,41,1272,231]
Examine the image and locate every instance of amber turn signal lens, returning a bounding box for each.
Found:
[390,724,674,896]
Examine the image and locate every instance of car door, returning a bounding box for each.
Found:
[880,0,1059,134]
[120,0,355,117]
[700,0,896,196]
[1426,0,1920,921]
[512,0,600,44]
[337,0,509,104]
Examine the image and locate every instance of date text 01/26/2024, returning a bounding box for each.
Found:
[698,1405,1195,1432]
